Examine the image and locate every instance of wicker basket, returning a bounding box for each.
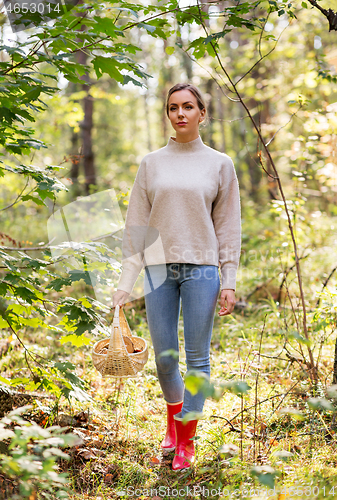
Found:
[92,305,148,378]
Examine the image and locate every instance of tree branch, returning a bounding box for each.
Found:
[307,0,337,31]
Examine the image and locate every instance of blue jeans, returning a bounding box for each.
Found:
[144,263,220,417]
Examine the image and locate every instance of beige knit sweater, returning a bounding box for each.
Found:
[117,135,241,294]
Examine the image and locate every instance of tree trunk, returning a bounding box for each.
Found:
[77,43,96,194]
[333,336,337,384]
[216,84,226,153]
[144,91,153,152]
[67,81,80,190]
[160,39,173,145]
[178,23,193,80]
[81,88,95,194]
[206,79,215,149]
[67,11,96,195]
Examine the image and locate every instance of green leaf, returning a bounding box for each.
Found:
[165,46,175,55]
[327,385,337,399]
[205,42,217,58]
[301,1,308,7]
[60,334,91,347]
[122,74,144,87]
[184,370,213,398]
[222,380,251,396]
[272,450,293,461]
[158,349,179,360]
[203,30,231,44]
[0,316,8,328]
[307,397,334,411]
[187,37,207,59]
[92,16,120,37]
[92,56,124,82]
[278,407,305,420]
[251,465,279,489]
[78,297,93,309]
[21,194,45,206]
[114,7,139,18]
[22,87,42,102]
[73,320,96,336]
[46,277,72,292]
[0,282,9,297]
[288,330,311,346]
[13,286,39,304]
[181,411,204,424]
[47,271,93,291]
[137,22,157,33]
[219,443,239,457]
[0,375,11,385]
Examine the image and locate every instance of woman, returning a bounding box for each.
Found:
[113,82,241,470]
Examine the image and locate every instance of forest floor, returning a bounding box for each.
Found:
[2,212,337,500]
[49,299,337,500]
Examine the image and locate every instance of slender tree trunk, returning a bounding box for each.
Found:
[333,337,337,384]
[160,39,173,145]
[67,10,96,195]
[69,129,81,198]
[260,100,278,200]
[178,23,193,80]
[81,86,95,194]
[144,91,152,152]
[78,44,96,194]
[216,84,226,153]
[67,81,80,190]
[206,78,215,149]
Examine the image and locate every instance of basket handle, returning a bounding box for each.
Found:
[113,304,120,327]
[107,305,126,353]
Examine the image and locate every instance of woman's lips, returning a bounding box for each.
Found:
[177,122,187,125]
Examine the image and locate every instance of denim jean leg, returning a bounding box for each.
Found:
[144,265,184,403]
[179,265,220,416]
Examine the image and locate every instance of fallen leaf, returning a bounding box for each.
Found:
[75,411,89,422]
[104,474,115,484]
[72,429,89,440]
[149,456,160,466]
[78,448,97,460]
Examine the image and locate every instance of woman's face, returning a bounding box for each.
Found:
[168,89,205,138]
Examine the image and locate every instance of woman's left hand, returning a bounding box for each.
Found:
[218,289,236,316]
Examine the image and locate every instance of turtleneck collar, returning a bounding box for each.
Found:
[166,135,205,154]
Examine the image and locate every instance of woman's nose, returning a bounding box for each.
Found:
[178,107,185,117]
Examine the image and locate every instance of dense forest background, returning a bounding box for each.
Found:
[0,0,337,498]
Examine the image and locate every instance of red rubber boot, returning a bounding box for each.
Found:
[172,413,198,470]
[161,401,183,452]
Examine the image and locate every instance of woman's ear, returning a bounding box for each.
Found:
[199,110,206,123]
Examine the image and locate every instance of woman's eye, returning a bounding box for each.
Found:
[170,106,192,110]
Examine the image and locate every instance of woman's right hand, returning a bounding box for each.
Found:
[112,289,130,308]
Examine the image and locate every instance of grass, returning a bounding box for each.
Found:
[50,292,337,500]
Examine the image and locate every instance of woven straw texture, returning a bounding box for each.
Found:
[92,305,148,378]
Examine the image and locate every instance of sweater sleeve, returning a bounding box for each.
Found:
[211,159,241,291]
[117,159,151,294]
